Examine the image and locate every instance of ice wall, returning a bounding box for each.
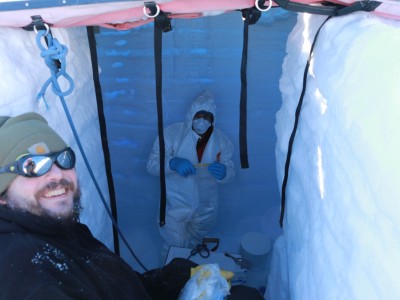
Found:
[0,26,113,248]
[271,12,400,299]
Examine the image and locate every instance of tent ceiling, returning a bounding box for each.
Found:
[0,0,258,28]
[0,0,399,29]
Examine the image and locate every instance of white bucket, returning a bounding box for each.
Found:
[239,232,272,292]
[239,232,272,270]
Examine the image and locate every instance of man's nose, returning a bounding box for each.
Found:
[44,164,64,179]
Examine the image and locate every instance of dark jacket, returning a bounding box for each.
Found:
[0,207,152,300]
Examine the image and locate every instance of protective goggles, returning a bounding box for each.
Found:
[0,147,75,178]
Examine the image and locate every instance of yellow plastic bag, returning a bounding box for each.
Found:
[178,264,233,300]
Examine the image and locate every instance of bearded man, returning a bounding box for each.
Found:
[0,112,262,300]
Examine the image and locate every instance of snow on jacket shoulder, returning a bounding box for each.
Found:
[0,207,151,300]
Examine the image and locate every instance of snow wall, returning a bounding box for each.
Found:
[269,11,400,300]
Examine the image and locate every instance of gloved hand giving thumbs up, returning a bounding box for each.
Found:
[169,157,196,177]
[207,162,227,180]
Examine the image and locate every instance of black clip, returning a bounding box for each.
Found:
[22,15,52,32]
[155,12,172,33]
[144,1,172,32]
[242,5,263,25]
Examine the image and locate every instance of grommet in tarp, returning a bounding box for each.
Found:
[255,0,273,12]
[143,2,160,18]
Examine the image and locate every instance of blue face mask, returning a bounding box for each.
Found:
[192,118,211,135]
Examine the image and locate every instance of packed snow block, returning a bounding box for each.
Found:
[275,12,400,300]
[266,235,289,300]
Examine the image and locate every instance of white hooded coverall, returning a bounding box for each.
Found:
[147,90,235,248]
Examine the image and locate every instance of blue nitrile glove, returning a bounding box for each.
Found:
[207,162,227,180]
[169,157,196,177]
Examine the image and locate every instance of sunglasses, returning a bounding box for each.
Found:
[0,147,75,178]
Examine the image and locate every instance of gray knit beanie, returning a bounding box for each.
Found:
[0,112,67,194]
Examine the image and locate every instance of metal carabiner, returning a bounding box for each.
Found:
[143,2,160,18]
[34,22,50,36]
[255,0,273,12]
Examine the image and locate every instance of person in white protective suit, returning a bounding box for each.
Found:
[147,90,235,249]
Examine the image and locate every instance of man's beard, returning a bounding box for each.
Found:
[4,179,82,224]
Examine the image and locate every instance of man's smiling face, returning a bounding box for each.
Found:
[1,163,80,221]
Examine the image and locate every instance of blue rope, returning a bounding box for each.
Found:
[34,28,148,272]
[35,29,74,107]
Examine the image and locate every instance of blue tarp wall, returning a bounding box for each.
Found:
[95,9,297,270]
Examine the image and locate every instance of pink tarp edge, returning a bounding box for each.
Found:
[0,0,255,28]
[0,0,399,29]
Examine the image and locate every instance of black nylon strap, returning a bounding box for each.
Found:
[86,26,120,254]
[202,237,220,252]
[146,2,172,227]
[239,10,251,169]
[273,0,381,16]
[279,16,331,228]
[145,1,172,32]
[155,11,172,32]
[154,19,167,227]
[336,1,381,15]
[239,7,263,169]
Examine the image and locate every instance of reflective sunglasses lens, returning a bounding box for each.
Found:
[21,156,52,177]
[56,149,75,169]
